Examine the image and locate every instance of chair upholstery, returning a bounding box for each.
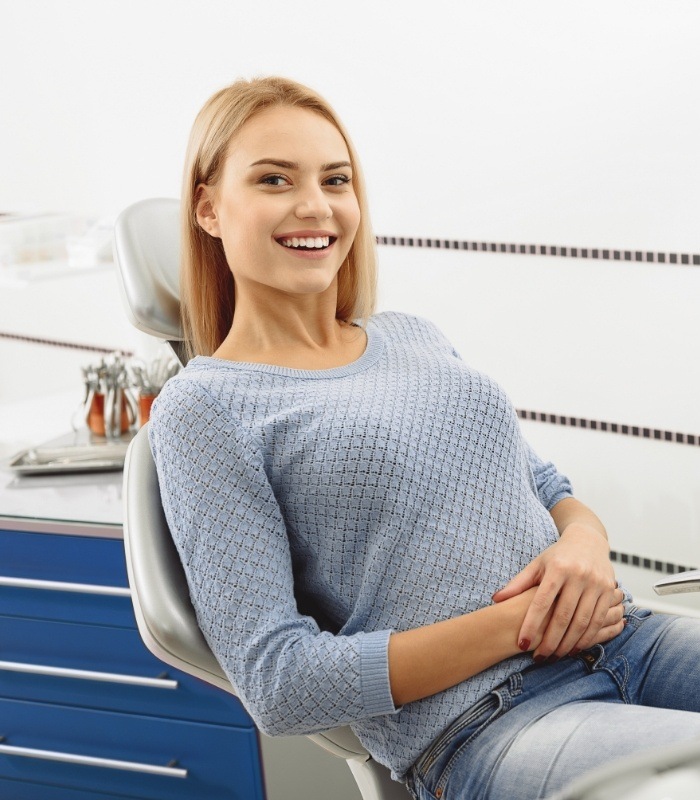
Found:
[113,198,186,365]
[114,199,411,800]
[654,570,700,596]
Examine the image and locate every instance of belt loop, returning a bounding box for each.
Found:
[508,671,524,697]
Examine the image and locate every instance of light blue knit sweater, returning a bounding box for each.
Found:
[149,311,573,780]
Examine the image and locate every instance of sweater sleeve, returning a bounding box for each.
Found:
[148,378,397,736]
[524,441,573,511]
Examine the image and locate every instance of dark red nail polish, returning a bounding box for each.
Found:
[533,654,547,664]
[546,655,559,664]
[518,638,531,652]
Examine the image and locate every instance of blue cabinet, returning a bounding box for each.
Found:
[0,527,266,799]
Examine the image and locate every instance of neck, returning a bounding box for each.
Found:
[212,282,358,367]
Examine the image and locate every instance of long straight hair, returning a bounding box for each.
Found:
[180,76,377,360]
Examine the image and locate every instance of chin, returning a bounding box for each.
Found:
[283,272,340,295]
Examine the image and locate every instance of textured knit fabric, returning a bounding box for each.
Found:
[149,311,573,780]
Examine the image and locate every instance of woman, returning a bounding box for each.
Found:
[149,76,700,799]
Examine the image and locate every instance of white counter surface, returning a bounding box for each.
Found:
[0,391,123,535]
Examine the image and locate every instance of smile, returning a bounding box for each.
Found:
[278,236,335,250]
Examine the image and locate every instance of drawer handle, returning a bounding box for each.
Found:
[0,739,187,778]
[0,660,178,689]
[0,576,130,597]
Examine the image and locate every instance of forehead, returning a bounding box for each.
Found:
[227,105,351,164]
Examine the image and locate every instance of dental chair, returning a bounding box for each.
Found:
[113,198,410,800]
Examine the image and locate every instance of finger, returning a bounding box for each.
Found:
[570,599,624,655]
[602,600,625,628]
[609,587,625,607]
[566,591,613,654]
[590,615,626,646]
[560,583,620,655]
[551,589,605,657]
[492,561,541,603]
[534,583,594,658]
[518,578,564,654]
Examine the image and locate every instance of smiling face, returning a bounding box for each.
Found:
[196,105,361,307]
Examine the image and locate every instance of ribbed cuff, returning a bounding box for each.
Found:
[545,488,574,512]
[360,629,399,717]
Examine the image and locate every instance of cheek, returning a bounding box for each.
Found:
[219,207,270,260]
[341,196,361,240]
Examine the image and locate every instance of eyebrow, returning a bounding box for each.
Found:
[248,159,352,171]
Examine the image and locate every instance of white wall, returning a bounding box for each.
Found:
[2,0,700,603]
[3,0,699,251]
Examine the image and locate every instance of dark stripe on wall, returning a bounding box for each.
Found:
[610,550,697,575]
[376,236,700,266]
[0,331,133,357]
[517,408,699,447]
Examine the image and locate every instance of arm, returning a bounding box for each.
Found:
[150,381,397,735]
[493,496,623,659]
[388,586,548,706]
[388,499,625,705]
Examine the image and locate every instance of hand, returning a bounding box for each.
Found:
[493,523,619,658]
[580,589,626,652]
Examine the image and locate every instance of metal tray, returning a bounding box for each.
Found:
[6,429,135,475]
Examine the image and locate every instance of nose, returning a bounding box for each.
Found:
[295,183,332,221]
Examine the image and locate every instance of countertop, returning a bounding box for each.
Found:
[0,390,123,536]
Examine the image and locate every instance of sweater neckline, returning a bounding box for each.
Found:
[189,320,384,380]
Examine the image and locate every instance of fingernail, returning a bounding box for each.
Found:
[533,654,547,664]
[518,638,531,652]
[546,655,559,664]
[570,648,581,657]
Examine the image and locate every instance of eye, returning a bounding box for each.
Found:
[259,174,289,187]
[324,174,352,187]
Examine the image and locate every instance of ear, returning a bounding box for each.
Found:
[195,184,221,238]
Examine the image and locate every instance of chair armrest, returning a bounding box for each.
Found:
[653,569,700,596]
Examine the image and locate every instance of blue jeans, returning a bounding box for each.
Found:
[406,607,700,800]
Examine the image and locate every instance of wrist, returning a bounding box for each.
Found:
[560,522,609,547]
[550,497,608,542]
[491,589,536,656]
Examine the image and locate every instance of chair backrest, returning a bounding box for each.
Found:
[113,198,187,365]
[114,200,411,800]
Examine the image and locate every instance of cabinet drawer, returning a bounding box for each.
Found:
[0,585,135,628]
[0,697,264,799]
[0,530,127,586]
[0,615,254,727]
[0,530,134,627]
[0,776,133,800]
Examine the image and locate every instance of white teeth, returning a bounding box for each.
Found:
[281,236,331,249]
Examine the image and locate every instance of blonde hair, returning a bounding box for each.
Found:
[180,76,377,360]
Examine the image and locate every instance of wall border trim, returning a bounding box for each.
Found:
[376,236,700,266]
[517,408,699,447]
